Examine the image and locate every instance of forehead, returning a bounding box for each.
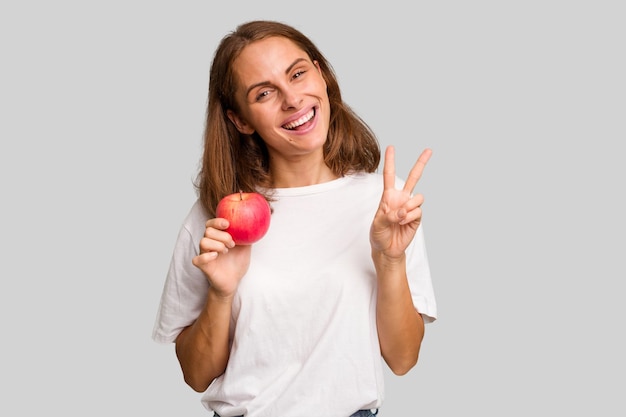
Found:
[233,36,309,79]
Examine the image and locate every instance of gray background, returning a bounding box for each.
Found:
[1,0,624,415]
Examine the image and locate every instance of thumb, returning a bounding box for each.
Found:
[192,252,217,269]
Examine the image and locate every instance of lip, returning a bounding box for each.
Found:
[281,106,318,133]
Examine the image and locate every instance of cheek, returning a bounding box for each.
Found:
[249,111,274,132]
[257,103,284,126]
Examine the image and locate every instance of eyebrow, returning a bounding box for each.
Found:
[244,58,309,98]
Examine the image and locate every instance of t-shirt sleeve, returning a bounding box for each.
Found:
[406,223,437,323]
[152,202,210,343]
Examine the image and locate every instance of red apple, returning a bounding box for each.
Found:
[216,191,271,245]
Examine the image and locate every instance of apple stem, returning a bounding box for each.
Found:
[239,190,243,201]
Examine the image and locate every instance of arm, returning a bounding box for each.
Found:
[175,289,233,392]
[370,146,431,375]
[175,218,250,392]
[372,252,424,375]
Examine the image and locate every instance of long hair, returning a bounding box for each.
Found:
[195,20,380,217]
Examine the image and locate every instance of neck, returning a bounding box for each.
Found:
[270,160,338,188]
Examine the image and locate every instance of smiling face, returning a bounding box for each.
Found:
[227,36,331,165]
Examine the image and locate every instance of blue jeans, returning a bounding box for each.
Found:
[350,410,379,417]
[214,409,378,417]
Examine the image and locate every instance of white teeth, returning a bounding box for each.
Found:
[283,109,314,130]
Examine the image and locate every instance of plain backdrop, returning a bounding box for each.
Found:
[1,1,624,415]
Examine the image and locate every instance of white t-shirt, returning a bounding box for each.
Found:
[152,172,437,417]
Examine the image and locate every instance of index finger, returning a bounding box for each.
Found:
[382,145,397,190]
[403,148,432,194]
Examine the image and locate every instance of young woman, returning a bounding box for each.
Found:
[152,20,437,417]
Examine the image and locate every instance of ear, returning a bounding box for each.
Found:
[313,60,327,87]
[226,109,255,135]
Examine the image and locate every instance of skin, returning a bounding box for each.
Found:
[227,36,335,188]
[175,36,432,392]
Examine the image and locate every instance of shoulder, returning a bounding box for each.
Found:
[348,171,382,187]
[180,199,210,243]
[348,171,406,191]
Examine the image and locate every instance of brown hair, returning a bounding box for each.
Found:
[195,20,380,217]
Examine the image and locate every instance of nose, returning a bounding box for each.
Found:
[281,89,303,110]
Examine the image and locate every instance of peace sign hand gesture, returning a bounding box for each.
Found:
[370,146,432,260]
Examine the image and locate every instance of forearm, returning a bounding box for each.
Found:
[373,251,424,375]
[175,287,233,392]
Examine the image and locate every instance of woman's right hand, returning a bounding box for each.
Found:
[192,217,251,298]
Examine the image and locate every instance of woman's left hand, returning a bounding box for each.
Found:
[370,146,432,259]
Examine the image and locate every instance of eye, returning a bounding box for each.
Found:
[255,89,272,102]
[292,70,306,80]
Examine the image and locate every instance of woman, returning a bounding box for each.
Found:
[152,20,437,417]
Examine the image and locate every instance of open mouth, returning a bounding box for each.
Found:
[282,108,315,130]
